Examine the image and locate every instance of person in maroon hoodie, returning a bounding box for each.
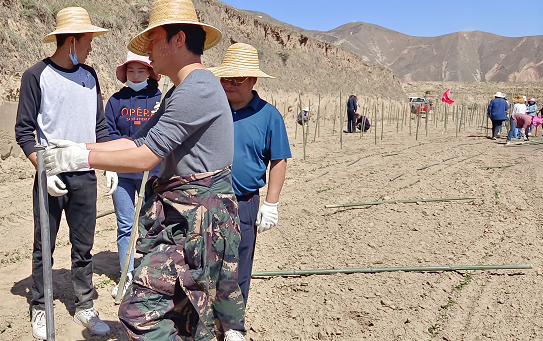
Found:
[104,51,162,298]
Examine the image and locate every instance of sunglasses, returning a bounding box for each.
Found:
[220,77,250,86]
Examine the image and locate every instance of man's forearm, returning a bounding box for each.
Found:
[86,138,137,152]
[88,144,161,173]
[265,159,287,203]
[27,151,38,170]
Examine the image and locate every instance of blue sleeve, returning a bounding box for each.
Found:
[269,110,292,161]
[487,100,493,116]
[104,96,123,140]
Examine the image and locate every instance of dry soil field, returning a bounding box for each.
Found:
[0,110,541,340]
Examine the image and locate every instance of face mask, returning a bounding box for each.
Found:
[126,79,148,92]
[69,40,79,66]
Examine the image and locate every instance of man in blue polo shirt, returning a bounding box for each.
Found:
[212,43,291,331]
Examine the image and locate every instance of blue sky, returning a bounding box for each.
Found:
[219,0,543,37]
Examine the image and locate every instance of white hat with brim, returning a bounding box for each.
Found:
[210,43,275,79]
[493,92,504,98]
[43,7,108,43]
[128,0,221,55]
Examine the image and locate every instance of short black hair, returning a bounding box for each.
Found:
[163,24,206,55]
[56,33,85,47]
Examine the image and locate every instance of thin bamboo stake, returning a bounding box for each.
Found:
[340,91,343,149]
[444,105,448,132]
[252,264,532,277]
[298,91,306,160]
[97,209,115,218]
[314,95,321,140]
[443,156,459,162]
[382,152,404,157]
[415,112,421,140]
[374,104,377,144]
[325,196,476,209]
[425,108,429,137]
[381,101,384,140]
[417,163,440,170]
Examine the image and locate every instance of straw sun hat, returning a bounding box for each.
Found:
[116,51,161,83]
[210,43,275,79]
[513,95,525,103]
[128,0,222,55]
[43,7,108,43]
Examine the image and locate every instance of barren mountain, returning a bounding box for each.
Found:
[245,11,543,83]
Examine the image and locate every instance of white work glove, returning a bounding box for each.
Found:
[44,145,90,175]
[105,171,118,196]
[46,175,68,197]
[48,139,87,150]
[256,201,279,233]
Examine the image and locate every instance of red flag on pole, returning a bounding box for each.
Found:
[442,89,454,104]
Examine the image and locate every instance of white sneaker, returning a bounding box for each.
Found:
[225,329,246,341]
[31,308,46,340]
[111,272,133,298]
[73,307,110,335]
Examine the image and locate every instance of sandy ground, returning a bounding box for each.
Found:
[0,111,542,341]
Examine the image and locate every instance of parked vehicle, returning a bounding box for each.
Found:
[409,97,431,114]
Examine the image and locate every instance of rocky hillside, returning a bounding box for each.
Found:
[0,0,404,105]
[246,11,543,83]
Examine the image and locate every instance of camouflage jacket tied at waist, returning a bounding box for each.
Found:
[134,166,244,340]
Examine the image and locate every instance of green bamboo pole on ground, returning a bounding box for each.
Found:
[340,91,343,149]
[325,196,476,209]
[252,264,532,277]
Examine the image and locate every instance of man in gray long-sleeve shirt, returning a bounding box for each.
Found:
[14,7,111,339]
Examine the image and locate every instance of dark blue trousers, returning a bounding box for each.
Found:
[234,191,259,330]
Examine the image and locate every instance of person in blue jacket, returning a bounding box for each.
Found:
[104,51,162,298]
[487,91,508,140]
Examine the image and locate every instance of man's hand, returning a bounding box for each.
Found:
[45,145,90,175]
[48,139,87,150]
[47,175,68,197]
[105,171,118,196]
[256,201,279,233]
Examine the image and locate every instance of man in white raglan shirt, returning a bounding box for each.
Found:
[14,7,114,339]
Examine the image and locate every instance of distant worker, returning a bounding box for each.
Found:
[211,42,292,337]
[507,95,532,144]
[487,92,508,140]
[346,95,358,133]
[356,114,371,132]
[297,106,310,126]
[526,98,537,135]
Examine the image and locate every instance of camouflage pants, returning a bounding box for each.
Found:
[118,167,244,341]
[119,280,199,341]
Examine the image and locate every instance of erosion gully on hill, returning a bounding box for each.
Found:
[0,113,541,340]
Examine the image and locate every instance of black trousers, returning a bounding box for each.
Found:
[233,191,260,331]
[491,119,505,138]
[32,171,97,312]
[347,110,356,133]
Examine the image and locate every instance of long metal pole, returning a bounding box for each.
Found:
[252,264,532,277]
[36,145,55,341]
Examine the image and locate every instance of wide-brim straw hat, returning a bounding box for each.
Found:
[116,51,161,83]
[493,92,504,98]
[513,95,525,103]
[43,7,108,43]
[210,43,275,79]
[128,0,221,55]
